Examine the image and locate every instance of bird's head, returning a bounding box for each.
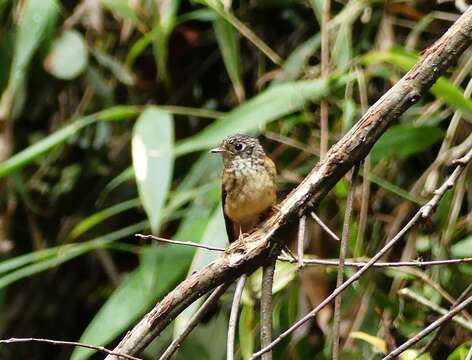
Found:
[210,134,265,165]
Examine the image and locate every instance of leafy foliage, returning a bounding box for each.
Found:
[0,1,470,359]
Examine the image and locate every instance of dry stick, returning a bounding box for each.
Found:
[280,257,472,268]
[0,338,140,360]
[260,260,276,360]
[417,281,472,358]
[136,234,225,252]
[106,11,472,358]
[398,267,472,321]
[310,212,340,241]
[251,148,472,359]
[320,0,331,159]
[159,284,230,360]
[355,67,370,257]
[227,275,247,360]
[382,295,472,360]
[139,233,472,268]
[213,9,282,66]
[297,216,307,267]
[398,288,472,332]
[332,165,359,360]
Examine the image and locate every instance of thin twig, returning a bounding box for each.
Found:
[332,165,358,360]
[320,0,331,159]
[417,282,472,357]
[382,295,472,359]
[260,260,276,360]
[159,284,230,360]
[398,267,471,320]
[211,7,282,65]
[310,212,340,241]
[250,148,472,359]
[278,257,472,267]
[227,275,247,360]
[355,68,370,257]
[281,245,298,262]
[0,338,140,360]
[106,12,472,357]
[297,216,307,267]
[138,233,472,268]
[399,288,472,331]
[136,234,225,252]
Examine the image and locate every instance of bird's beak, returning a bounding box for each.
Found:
[210,147,225,154]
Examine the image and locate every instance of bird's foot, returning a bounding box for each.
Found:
[270,204,281,214]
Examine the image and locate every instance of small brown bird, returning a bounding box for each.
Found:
[211,134,277,243]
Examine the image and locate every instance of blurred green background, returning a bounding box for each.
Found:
[0,0,471,359]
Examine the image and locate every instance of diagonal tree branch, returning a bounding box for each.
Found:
[106,8,472,359]
[251,148,472,359]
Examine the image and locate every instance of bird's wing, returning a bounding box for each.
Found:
[222,187,237,243]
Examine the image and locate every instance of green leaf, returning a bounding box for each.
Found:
[451,236,472,257]
[175,76,345,155]
[249,261,298,297]
[371,125,443,162]
[101,0,143,27]
[273,33,321,84]
[400,349,431,360]
[0,221,148,290]
[447,342,472,360]
[239,304,255,360]
[173,206,228,338]
[0,0,59,118]
[363,49,472,123]
[0,115,95,177]
[214,17,245,102]
[367,173,424,205]
[0,106,141,178]
[178,311,227,360]
[132,107,174,233]
[332,22,352,70]
[156,0,181,33]
[44,30,88,80]
[153,0,181,90]
[91,48,134,86]
[71,245,193,360]
[73,153,220,360]
[67,198,141,240]
[177,8,218,24]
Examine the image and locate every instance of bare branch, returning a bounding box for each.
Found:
[418,282,472,356]
[310,212,340,242]
[332,165,358,360]
[159,284,230,360]
[382,295,472,359]
[297,216,307,267]
[320,0,331,159]
[138,233,472,268]
[260,260,276,360]
[279,257,472,267]
[136,234,226,252]
[398,288,472,332]
[251,147,472,359]
[0,338,140,360]
[106,10,472,358]
[227,275,247,360]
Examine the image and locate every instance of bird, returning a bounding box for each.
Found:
[210,134,277,243]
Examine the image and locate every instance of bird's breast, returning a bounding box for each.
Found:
[223,164,276,225]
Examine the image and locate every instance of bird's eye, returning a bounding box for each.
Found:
[234,143,245,151]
